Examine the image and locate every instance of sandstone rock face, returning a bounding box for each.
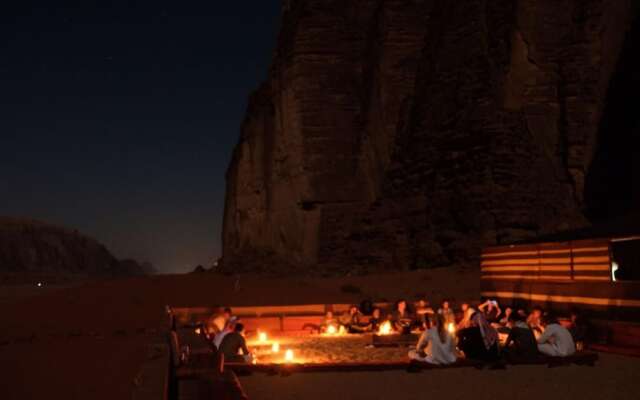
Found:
[223,0,638,274]
[0,217,151,282]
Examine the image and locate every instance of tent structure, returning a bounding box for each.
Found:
[480,228,640,320]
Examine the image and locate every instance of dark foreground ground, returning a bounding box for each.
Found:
[1,267,639,399]
[240,353,640,400]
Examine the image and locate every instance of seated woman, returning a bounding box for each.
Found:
[391,299,415,334]
[457,311,499,362]
[503,312,538,362]
[537,313,576,357]
[408,314,457,365]
[218,323,253,363]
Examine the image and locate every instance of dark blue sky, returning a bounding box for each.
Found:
[0,1,281,273]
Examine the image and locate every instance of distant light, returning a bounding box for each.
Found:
[36,282,43,288]
[612,262,619,282]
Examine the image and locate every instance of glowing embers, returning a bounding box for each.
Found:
[323,324,346,336]
[378,320,393,335]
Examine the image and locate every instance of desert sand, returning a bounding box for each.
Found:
[1,266,639,399]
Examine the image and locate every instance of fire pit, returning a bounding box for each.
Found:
[248,332,408,365]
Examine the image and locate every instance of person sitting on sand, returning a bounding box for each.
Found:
[409,314,457,365]
[498,307,513,327]
[527,306,544,339]
[391,299,415,334]
[478,299,502,323]
[537,313,575,357]
[503,312,538,362]
[219,323,253,363]
[368,307,383,332]
[437,300,456,327]
[415,299,435,328]
[567,311,588,351]
[457,303,475,330]
[340,305,367,333]
[458,310,499,362]
[320,310,339,333]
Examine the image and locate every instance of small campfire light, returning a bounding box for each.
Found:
[258,331,268,343]
[338,325,346,335]
[284,349,294,363]
[272,342,280,353]
[378,320,392,335]
[195,328,201,335]
[326,325,337,335]
[447,323,456,335]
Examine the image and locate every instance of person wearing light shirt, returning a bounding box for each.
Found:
[409,314,457,365]
[537,314,576,357]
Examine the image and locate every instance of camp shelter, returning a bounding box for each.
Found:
[480,215,640,320]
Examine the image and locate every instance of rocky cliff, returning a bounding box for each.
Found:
[0,217,152,283]
[223,0,639,274]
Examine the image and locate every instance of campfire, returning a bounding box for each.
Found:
[284,349,294,363]
[378,320,393,335]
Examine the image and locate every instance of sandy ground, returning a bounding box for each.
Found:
[1,267,639,399]
[239,353,640,400]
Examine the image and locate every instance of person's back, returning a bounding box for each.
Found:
[504,321,538,361]
[219,323,252,363]
[538,321,575,357]
[409,315,456,365]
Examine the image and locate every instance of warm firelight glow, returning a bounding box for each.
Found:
[378,320,392,335]
[339,325,346,335]
[258,332,268,342]
[447,323,456,335]
[284,349,294,362]
[271,342,280,353]
[195,328,201,335]
[326,325,337,335]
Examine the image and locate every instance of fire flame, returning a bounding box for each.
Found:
[338,325,346,335]
[447,323,455,335]
[326,325,337,335]
[284,349,294,363]
[258,332,268,343]
[378,320,392,335]
[195,328,201,335]
[271,342,280,353]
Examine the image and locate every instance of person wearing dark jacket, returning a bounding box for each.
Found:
[503,313,539,362]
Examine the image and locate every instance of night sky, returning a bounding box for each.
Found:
[1,1,281,274]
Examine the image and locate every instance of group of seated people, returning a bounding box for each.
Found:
[197,299,588,366]
[410,299,586,365]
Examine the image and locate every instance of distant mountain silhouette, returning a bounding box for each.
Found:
[0,217,154,283]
